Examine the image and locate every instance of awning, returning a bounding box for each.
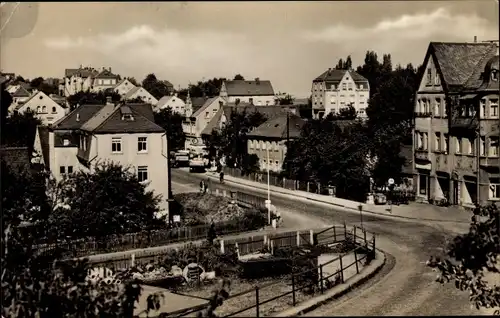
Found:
[460,94,478,100]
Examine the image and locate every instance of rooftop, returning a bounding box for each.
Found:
[248,113,305,139]
[314,69,368,84]
[223,79,275,96]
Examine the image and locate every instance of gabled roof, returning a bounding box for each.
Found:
[157,95,174,106]
[162,80,174,88]
[11,86,30,97]
[114,78,132,88]
[463,53,499,92]
[80,103,165,134]
[124,86,145,99]
[65,68,99,78]
[192,97,223,118]
[429,42,497,89]
[313,69,368,84]
[248,113,305,139]
[223,80,275,96]
[95,69,120,79]
[190,97,209,114]
[201,108,225,136]
[53,104,105,130]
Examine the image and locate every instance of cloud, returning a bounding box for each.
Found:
[301,7,498,44]
[44,25,258,84]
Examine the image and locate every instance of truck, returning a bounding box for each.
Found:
[173,150,190,168]
[189,154,209,172]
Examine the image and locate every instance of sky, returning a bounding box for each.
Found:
[1,1,499,97]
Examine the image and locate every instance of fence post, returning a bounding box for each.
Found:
[296,231,300,247]
[255,286,260,318]
[283,177,286,188]
[333,226,337,242]
[354,250,359,274]
[339,255,344,283]
[364,229,368,248]
[343,222,347,240]
[235,242,240,259]
[220,240,225,254]
[291,272,296,306]
[307,182,310,193]
[354,226,357,244]
[309,229,314,245]
[319,265,324,294]
[372,236,376,252]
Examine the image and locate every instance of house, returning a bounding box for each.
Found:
[219,78,276,106]
[247,113,305,172]
[182,96,226,151]
[124,87,159,106]
[161,80,175,95]
[113,78,136,96]
[62,66,99,97]
[185,95,209,118]
[311,68,370,119]
[156,94,186,114]
[33,97,172,213]
[8,86,32,111]
[91,68,120,93]
[15,91,69,125]
[413,39,499,207]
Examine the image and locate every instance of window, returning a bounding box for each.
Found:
[52,107,57,113]
[435,133,441,151]
[262,141,266,150]
[481,99,486,119]
[490,99,498,118]
[111,137,122,153]
[443,134,449,153]
[434,99,441,117]
[60,166,66,174]
[455,137,462,154]
[491,70,498,81]
[489,137,499,157]
[435,73,440,85]
[137,166,148,182]
[42,106,47,113]
[138,137,147,152]
[68,166,73,174]
[489,178,500,199]
[249,98,254,104]
[37,106,41,113]
[423,133,428,150]
[360,84,364,89]
[205,111,210,119]
[330,84,335,90]
[348,83,353,91]
[63,139,70,146]
[426,68,432,84]
[275,160,279,166]
[342,83,346,90]
[480,137,486,156]
[465,138,474,155]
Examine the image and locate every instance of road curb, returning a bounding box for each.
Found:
[209,174,469,224]
[271,250,387,317]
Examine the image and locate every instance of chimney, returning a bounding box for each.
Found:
[255,78,260,84]
[108,67,112,73]
[106,96,113,105]
[474,36,477,43]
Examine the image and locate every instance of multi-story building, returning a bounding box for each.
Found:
[113,78,137,97]
[247,112,305,172]
[413,40,499,207]
[311,69,370,119]
[91,68,120,93]
[61,66,99,97]
[219,78,276,106]
[33,98,172,213]
[156,94,186,114]
[13,91,69,125]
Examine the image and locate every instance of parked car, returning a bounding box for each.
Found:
[374,193,387,205]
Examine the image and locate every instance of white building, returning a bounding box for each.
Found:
[311,69,370,119]
[219,78,276,106]
[113,78,136,96]
[62,66,99,97]
[124,87,159,106]
[14,91,69,125]
[156,94,186,114]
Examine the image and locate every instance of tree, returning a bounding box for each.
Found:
[327,105,357,120]
[428,204,500,314]
[1,110,42,154]
[127,77,139,86]
[142,73,170,100]
[1,84,13,123]
[67,91,121,110]
[30,77,59,95]
[154,108,186,151]
[277,94,294,105]
[30,77,44,89]
[335,58,345,70]
[48,162,162,239]
[283,119,370,202]
[356,51,382,96]
[233,74,245,80]
[345,55,353,70]
[177,77,227,101]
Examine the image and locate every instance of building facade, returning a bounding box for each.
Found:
[247,113,305,172]
[33,99,172,213]
[124,87,159,106]
[15,91,69,125]
[62,66,99,97]
[413,41,499,207]
[219,79,276,106]
[156,94,186,114]
[311,69,370,119]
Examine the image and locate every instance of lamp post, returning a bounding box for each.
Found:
[358,204,364,228]
[266,146,271,225]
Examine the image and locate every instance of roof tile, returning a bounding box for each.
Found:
[224,80,275,96]
[248,113,305,139]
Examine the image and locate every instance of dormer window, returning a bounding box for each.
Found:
[122,114,134,121]
[120,105,134,121]
[492,70,498,81]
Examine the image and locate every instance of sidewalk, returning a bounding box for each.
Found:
[208,172,472,224]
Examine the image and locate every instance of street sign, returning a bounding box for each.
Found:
[388,178,395,185]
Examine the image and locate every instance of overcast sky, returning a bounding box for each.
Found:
[1,1,498,97]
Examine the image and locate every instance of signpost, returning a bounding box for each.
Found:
[388,178,394,214]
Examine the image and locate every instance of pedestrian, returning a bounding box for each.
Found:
[219,171,224,184]
[199,180,204,193]
[203,178,208,194]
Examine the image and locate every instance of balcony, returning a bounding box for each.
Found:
[450,116,478,132]
[414,149,430,162]
[480,156,500,168]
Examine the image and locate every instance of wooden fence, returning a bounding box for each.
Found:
[177,224,376,317]
[34,189,268,258]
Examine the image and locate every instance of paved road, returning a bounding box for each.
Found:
[172,169,483,316]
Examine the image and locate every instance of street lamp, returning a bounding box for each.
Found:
[358,204,363,228]
[266,146,271,225]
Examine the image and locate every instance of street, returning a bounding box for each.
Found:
[171,168,482,316]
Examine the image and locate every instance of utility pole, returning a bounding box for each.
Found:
[266,146,271,225]
[476,104,481,205]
